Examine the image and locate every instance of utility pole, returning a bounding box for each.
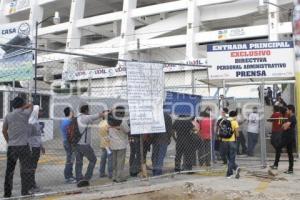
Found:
[137,38,148,178]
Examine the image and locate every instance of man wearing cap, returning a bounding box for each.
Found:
[3,97,33,198]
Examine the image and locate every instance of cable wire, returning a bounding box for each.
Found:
[0,43,210,68]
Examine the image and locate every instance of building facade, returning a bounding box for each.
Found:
[0,0,294,98]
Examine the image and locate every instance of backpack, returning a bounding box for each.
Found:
[67,117,88,146]
[218,118,234,139]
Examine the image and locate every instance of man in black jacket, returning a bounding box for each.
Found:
[173,115,194,172]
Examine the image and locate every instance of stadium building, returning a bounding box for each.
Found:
[0,0,294,98]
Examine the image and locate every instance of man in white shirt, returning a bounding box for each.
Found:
[247,107,260,157]
[75,103,104,184]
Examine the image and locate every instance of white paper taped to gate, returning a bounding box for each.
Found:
[126,62,166,135]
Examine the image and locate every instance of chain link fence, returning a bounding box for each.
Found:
[0,50,289,198]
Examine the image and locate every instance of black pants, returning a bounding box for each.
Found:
[31,147,41,187]
[274,136,294,171]
[236,131,247,154]
[175,141,193,171]
[4,145,33,197]
[198,139,211,166]
[129,137,141,176]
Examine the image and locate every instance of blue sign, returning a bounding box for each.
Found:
[164,91,202,117]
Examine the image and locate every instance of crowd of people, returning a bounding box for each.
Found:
[2,96,297,197]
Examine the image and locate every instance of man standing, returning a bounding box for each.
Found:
[151,112,173,176]
[247,107,260,157]
[98,112,112,179]
[272,105,297,174]
[236,108,247,155]
[28,106,45,191]
[108,106,130,182]
[173,115,194,172]
[218,95,229,110]
[217,108,229,164]
[129,133,141,177]
[223,111,240,179]
[268,106,284,168]
[60,107,76,183]
[3,97,33,198]
[76,103,104,185]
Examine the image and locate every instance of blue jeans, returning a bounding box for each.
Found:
[225,142,238,176]
[152,143,168,176]
[99,148,113,177]
[63,141,75,179]
[247,132,259,156]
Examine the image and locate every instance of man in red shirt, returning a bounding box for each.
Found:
[267,106,284,169]
[198,111,214,166]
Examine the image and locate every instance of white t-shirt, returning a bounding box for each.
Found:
[109,120,130,150]
[247,112,259,134]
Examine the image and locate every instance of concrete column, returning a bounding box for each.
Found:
[186,0,201,60]
[293,1,300,155]
[113,20,121,37]
[118,0,137,60]
[62,0,86,80]
[29,0,44,46]
[268,0,279,41]
[29,0,44,23]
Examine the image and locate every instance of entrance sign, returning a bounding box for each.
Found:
[0,21,33,82]
[126,62,165,135]
[207,41,295,80]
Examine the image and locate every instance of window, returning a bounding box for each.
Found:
[40,95,50,118]
[31,94,50,118]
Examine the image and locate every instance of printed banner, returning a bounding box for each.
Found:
[63,59,207,81]
[0,21,33,82]
[126,62,166,135]
[207,41,295,80]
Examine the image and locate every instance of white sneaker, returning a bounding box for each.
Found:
[235,167,241,179]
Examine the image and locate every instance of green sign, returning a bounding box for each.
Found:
[0,21,33,82]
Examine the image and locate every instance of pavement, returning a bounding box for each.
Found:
[35,158,300,200]
[0,153,298,200]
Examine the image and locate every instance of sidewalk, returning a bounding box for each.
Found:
[37,159,300,200]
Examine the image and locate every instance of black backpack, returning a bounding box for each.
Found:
[67,117,88,146]
[218,118,234,139]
